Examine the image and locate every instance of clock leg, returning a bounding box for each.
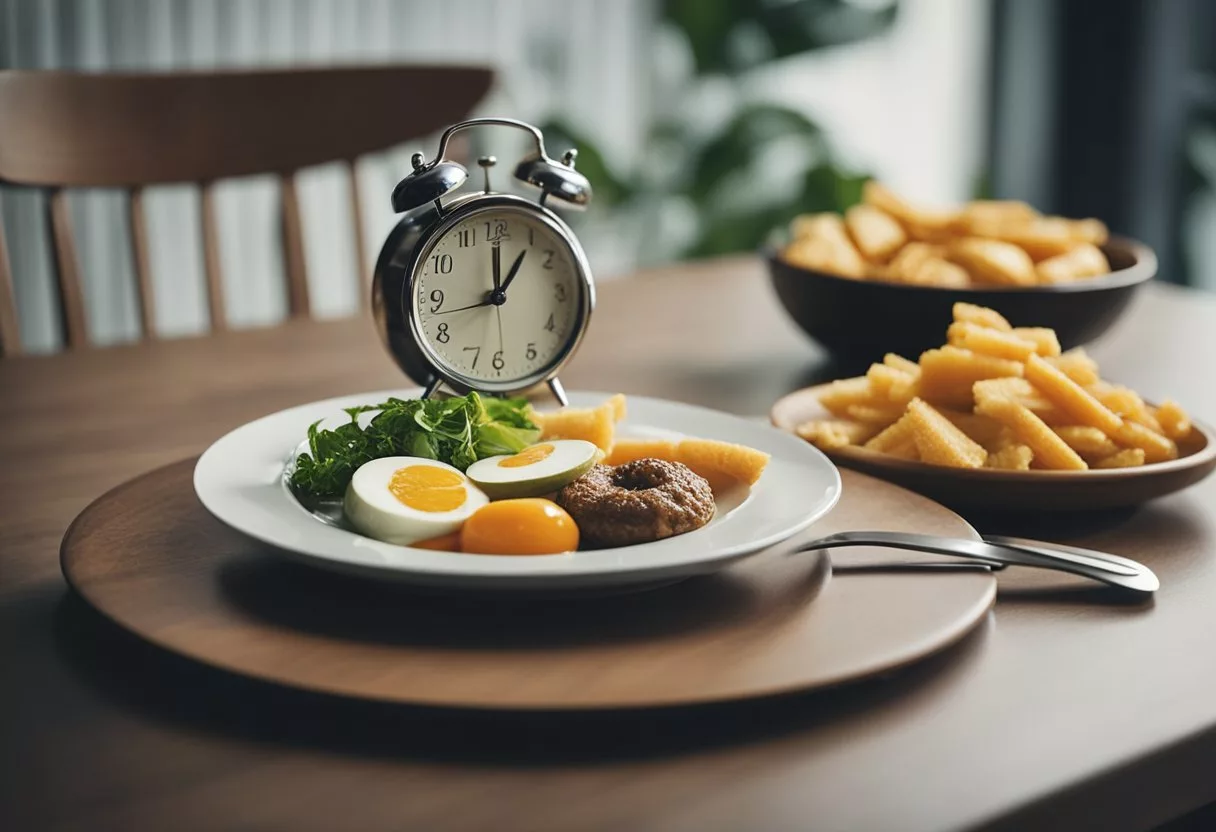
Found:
[547,377,569,407]
[422,376,444,400]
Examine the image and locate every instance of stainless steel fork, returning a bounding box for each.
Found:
[793,531,1158,593]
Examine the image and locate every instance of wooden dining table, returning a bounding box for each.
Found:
[3,256,1216,831]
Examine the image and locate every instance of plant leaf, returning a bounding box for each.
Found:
[686,103,825,203]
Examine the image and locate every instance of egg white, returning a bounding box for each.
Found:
[343,457,488,546]
[465,439,600,499]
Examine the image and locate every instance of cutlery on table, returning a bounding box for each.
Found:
[792,531,1158,593]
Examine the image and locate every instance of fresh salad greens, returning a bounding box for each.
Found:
[290,392,539,498]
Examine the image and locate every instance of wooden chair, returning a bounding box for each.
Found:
[0,66,493,356]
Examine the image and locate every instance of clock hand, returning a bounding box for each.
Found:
[434,298,492,315]
[498,250,528,294]
[495,304,504,354]
[491,244,502,292]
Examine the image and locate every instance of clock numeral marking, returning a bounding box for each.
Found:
[526,342,537,361]
[544,314,556,333]
[431,253,453,274]
[462,345,480,368]
[542,249,555,270]
[484,220,509,243]
[436,322,451,343]
[554,283,567,302]
[457,229,475,248]
[492,350,505,372]
[429,289,444,313]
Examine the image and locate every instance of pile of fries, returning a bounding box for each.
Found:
[797,303,1193,471]
[781,181,1113,287]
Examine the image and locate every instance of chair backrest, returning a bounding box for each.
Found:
[0,66,493,356]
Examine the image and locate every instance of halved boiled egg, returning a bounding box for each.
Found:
[343,457,488,546]
[465,439,599,499]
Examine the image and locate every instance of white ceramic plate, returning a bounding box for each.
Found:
[194,390,841,591]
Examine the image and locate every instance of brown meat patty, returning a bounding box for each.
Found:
[556,459,715,548]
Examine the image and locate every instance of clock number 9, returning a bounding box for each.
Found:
[436,322,450,343]
[429,289,444,313]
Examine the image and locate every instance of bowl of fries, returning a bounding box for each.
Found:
[768,181,1157,361]
[771,303,1216,512]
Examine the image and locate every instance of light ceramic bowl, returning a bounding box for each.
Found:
[195,390,842,591]
[772,383,1216,512]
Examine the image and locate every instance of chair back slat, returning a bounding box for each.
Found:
[47,189,89,348]
[0,67,493,187]
[0,215,19,356]
[127,188,156,337]
[280,173,311,318]
[347,159,370,309]
[199,183,227,331]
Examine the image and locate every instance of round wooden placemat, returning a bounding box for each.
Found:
[61,459,995,711]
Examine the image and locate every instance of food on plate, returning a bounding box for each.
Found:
[556,459,716,548]
[793,303,1194,471]
[602,436,771,490]
[460,499,580,555]
[413,531,463,552]
[465,439,600,499]
[605,437,680,466]
[291,392,539,497]
[530,397,622,452]
[905,398,988,468]
[298,393,772,554]
[676,438,771,487]
[343,457,489,546]
[779,181,1112,287]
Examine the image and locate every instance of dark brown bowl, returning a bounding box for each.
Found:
[767,236,1156,362]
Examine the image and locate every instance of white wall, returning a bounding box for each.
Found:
[757,0,990,208]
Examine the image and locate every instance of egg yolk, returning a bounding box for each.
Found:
[498,443,555,468]
[388,465,467,512]
[460,499,579,555]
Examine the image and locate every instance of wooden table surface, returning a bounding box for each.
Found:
[3,256,1216,831]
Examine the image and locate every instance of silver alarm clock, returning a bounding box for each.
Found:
[372,117,595,406]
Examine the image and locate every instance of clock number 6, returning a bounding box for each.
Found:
[492,350,505,372]
[436,322,451,343]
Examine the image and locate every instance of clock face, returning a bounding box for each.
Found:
[412,206,585,387]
